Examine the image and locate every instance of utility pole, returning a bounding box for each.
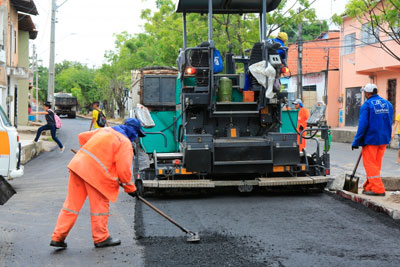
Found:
[297,20,303,100]
[324,48,330,105]
[47,0,57,104]
[32,44,39,122]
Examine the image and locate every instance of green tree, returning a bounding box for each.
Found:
[333,0,400,61]
[133,0,319,66]
[55,65,100,111]
[280,20,329,43]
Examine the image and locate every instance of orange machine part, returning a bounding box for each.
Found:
[243,91,254,102]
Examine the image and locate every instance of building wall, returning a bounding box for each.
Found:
[339,15,400,127]
[326,70,340,127]
[7,0,18,68]
[17,30,29,126]
[374,71,400,117]
[0,2,8,110]
[287,32,340,76]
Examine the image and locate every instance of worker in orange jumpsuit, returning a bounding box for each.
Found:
[352,84,393,196]
[50,118,145,248]
[293,99,310,152]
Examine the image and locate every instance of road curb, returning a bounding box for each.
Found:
[21,141,57,164]
[332,189,400,220]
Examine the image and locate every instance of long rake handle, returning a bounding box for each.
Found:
[70,148,190,235]
[137,196,190,234]
[351,152,362,177]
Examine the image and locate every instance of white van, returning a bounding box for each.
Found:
[0,105,23,179]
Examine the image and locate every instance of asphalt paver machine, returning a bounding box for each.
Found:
[134,0,330,195]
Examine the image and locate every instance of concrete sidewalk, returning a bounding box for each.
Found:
[331,127,399,149]
[335,190,400,220]
[329,176,400,220]
[18,125,57,164]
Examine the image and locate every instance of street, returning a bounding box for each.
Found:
[1,118,400,266]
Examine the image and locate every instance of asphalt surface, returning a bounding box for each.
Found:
[1,117,399,266]
[0,117,143,267]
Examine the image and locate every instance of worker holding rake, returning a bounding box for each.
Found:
[50,118,145,248]
[352,84,393,196]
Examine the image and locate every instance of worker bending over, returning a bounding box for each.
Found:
[50,118,145,248]
[352,84,393,196]
[293,99,310,152]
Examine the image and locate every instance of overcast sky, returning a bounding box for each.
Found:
[32,0,346,68]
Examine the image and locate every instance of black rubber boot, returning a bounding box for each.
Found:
[50,240,67,248]
[94,236,121,248]
[362,190,386,196]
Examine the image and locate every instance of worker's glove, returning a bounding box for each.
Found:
[128,191,137,198]
[351,145,359,150]
[299,125,304,131]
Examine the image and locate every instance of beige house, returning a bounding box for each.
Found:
[0,0,38,126]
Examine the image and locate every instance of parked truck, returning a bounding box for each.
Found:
[54,93,77,118]
[134,0,330,196]
[0,105,21,204]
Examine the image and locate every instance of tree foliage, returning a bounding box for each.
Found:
[281,20,329,43]
[334,0,400,61]
[41,0,322,118]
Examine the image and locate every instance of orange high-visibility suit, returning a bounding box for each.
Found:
[52,128,136,244]
[297,107,310,152]
[362,145,386,194]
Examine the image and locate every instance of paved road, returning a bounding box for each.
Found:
[0,117,143,267]
[1,118,399,266]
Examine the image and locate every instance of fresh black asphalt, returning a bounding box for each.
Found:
[1,117,399,266]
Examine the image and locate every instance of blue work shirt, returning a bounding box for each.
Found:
[352,94,393,147]
[270,38,286,61]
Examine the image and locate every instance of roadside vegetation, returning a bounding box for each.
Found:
[35,0,327,118]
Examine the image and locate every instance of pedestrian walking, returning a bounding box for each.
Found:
[352,84,393,196]
[391,112,400,164]
[293,99,310,152]
[89,101,109,130]
[50,118,145,248]
[32,102,64,152]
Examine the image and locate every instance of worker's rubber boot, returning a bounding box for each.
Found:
[94,236,121,248]
[362,190,386,196]
[50,240,67,248]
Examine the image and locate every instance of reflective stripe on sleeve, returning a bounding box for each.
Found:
[62,207,79,215]
[90,212,110,216]
[80,148,110,176]
[367,175,380,179]
[119,181,134,186]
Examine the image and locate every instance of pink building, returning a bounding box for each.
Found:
[339,14,400,127]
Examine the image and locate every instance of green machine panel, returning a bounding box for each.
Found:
[280,110,298,133]
[141,111,178,153]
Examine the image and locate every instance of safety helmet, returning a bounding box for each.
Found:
[278,32,288,43]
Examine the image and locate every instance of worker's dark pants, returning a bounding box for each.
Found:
[34,124,63,148]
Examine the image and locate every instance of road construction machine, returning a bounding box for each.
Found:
[134,0,331,195]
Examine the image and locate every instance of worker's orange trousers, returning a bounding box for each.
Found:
[52,171,110,244]
[297,127,306,152]
[362,145,386,194]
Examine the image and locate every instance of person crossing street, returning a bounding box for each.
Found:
[352,84,393,196]
[32,102,64,152]
[50,118,145,248]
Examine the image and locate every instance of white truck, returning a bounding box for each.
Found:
[0,105,23,180]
